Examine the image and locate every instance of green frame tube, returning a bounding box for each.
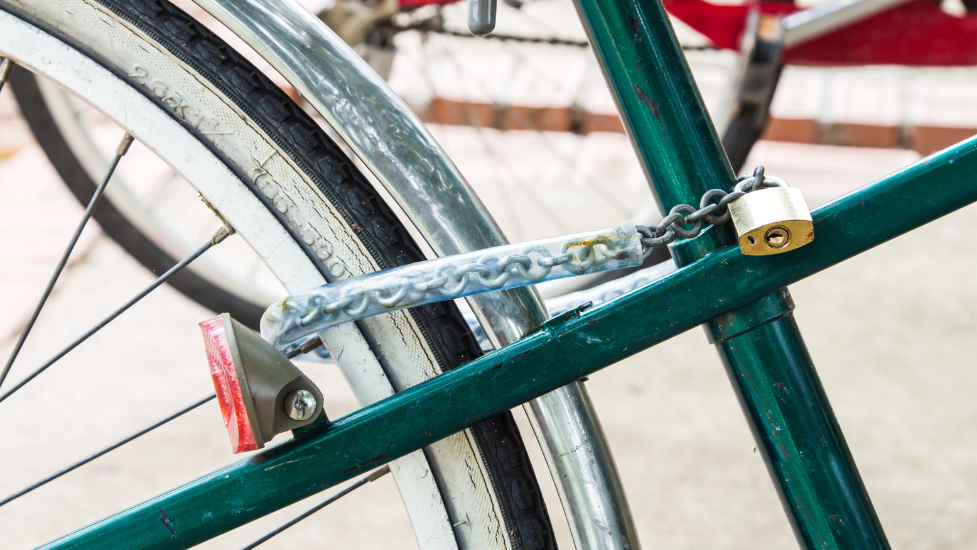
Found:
[40,134,977,548]
[575,0,889,547]
[713,310,889,548]
[572,0,735,210]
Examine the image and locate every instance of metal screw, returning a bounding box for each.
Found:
[285,390,317,421]
[764,226,791,249]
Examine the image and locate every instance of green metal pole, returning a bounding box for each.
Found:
[575,1,890,548]
[572,0,736,209]
[707,300,889,548]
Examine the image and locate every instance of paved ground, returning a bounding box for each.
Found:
[3,140,976,550]
[2,5,977,550]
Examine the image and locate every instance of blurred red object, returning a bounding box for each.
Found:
[665,0,977,66]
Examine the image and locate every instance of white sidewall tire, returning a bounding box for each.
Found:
[0,1,547,548]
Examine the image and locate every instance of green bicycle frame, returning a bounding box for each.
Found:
[41,0,977,549]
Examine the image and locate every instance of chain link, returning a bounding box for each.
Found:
[429,29,719,51]
[634,167,777,257]
[265,168,778,351]
[634,190,743,255]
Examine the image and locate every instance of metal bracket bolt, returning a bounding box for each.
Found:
[286,390,318,421]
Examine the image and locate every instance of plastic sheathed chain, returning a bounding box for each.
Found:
[261,173,773,354]
[261,225,643,353]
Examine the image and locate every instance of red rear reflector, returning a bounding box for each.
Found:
[199,314,258,453]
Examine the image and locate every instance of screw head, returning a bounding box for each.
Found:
[764,226,791,249]
[285,390,317,421]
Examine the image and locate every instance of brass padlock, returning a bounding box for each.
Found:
[727,175,814,256]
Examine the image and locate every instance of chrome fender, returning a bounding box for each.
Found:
[190,1,639,548]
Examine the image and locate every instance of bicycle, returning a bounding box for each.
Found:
[7,0,775,324]
[5,0,662,327]
[0,0,976,549]
[17,0,977,324]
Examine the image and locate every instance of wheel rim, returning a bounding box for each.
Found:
[0,6,467,548]
[33,76,284,308]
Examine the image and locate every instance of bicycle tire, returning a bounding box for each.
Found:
[10,68,267,329]
[20,0,739,302]
[0,0,555,547]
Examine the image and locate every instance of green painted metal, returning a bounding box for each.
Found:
[40,136,977,550]
[574,1,891,546]
[700,280,891,550]
[715,312,890,549]
[572,0,736,210]
[704,287,794,344]
[680,232,890,549]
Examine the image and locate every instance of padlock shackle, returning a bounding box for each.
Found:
[734,175,789,193]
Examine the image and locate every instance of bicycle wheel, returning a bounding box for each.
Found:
[0,0,555,547]
[10,69,271,328]
[15,0,765,313]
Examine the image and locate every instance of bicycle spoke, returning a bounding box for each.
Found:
[0,393,215,507]
[0,225,232,404]
[417,42,525,239]
[435,41,571,235]
[0,57,12,94]
[0,338,314,506]
[0,133,134,391]
[443,40,634,218]
[240,466,391,550]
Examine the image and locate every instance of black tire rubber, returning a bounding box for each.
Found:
[6,0,556,547]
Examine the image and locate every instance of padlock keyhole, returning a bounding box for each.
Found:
[747,236,755,245]
[764,226,791,249]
